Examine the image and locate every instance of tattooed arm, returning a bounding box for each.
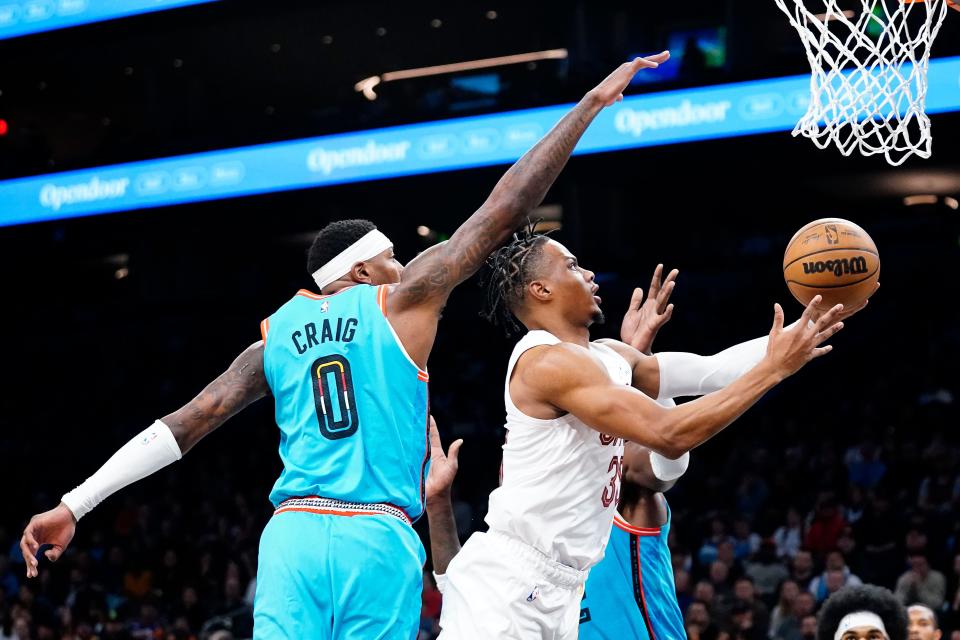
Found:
[386,53,671,368]
[20,342,269,578]
[163,341,270,452]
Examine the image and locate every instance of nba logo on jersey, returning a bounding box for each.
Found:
[320,300,330,313]
[526,586,540,602]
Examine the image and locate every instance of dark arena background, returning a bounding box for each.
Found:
[2,2,960,639]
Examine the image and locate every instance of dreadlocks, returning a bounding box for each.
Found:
[481,221,552,335]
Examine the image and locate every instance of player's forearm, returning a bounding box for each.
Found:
[62,342,269,521]
[481,92,604,230]
[61,420,183,520]
[655,321,802,399]
[643,361,783,458]
[426,494,461,575]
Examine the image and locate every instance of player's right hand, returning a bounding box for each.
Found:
[425,416,463,506]
[764,295,845,379]
[20,503,76,578]
[587,52,670,107]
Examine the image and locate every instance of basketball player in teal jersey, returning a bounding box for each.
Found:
[18,55,671,639]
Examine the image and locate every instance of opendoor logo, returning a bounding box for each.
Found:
[307,140,412,176]
[614,99,733,138]
[39,176,131,211]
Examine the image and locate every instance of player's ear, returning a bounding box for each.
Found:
[528,278,551,302]
[351,261,374,284]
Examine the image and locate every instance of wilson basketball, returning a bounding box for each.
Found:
[783,218,880,312]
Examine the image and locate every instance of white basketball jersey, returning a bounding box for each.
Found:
[484,330,633,571]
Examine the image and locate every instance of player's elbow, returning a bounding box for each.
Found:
[652,420,693,460]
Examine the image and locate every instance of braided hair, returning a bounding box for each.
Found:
[481,221,552,335]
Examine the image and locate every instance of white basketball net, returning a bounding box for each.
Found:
[773,0,949,165]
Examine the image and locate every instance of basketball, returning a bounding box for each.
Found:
[782,218,880,312]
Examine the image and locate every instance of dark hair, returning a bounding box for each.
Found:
[480,221,551,335]
[306,219,377,277]
[817,585,908,640]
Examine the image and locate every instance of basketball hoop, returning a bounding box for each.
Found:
[773,0,956,166]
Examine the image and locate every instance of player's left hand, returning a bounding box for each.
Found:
[620,264,678,354]
[806,281,879,324]
[425,416,463,505]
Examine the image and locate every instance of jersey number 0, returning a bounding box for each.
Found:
[311,355,360,440]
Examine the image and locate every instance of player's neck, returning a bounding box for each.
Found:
[321,280,362,295]
[525,316,590,347]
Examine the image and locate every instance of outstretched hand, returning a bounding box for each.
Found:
[588,52,671,107]
[20,503,76,578]
[620,264,678,354]
[765,295,845,379]
[425,416,463,504]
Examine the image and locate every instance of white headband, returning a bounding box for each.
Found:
[312,229,393,290]
[834,611,889,640]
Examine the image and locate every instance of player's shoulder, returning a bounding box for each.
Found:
[593,338,643,367]
[515,342,602,387]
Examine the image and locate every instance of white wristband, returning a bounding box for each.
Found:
[649,450,690,481]
[61,420,182,521]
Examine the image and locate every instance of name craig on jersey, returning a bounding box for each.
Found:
[291,317,358,354]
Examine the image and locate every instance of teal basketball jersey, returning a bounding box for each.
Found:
[580,504,684,640]
[261,284,430,520]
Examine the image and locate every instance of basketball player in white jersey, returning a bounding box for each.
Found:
[435,229,849,639]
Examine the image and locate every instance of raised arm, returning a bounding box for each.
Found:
[19,341,269,578]
[384,54,670,366]
[522,299,844,459]
[424,416,463,575]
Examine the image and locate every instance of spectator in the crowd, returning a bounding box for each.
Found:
[694,580,718,614]
[687,601,722,640]
[846,486,867,525]
[896,554,947,610]
[917,463,957,515]
[700,518,736,567]
[718,541,746,583]
[856,494,902,586]
[908,604,942,640]
[845,440,887,489]
[728,600,767,640]
[774,509,805,560]
[711,561,734,601]
[810,551,864,603]
[791,551,817,591]
[798,614,818,640]
[774,591,817,640]
[804,496,846,557]
[746,540,790,600]
[733,519,762,561]
[770,580,801,639]
[836,527,862,572]
[732,577,770,634]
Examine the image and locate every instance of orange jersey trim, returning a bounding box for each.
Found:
[377,285,388,316]
[260,318,270,343]
[273,505,412,526]
[614,514,661,536]
[296,285,358,301]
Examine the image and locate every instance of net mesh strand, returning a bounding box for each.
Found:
[773,0,948,165]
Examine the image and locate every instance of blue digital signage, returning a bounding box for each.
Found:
[0,0,217,41]
[1,56,958,227]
